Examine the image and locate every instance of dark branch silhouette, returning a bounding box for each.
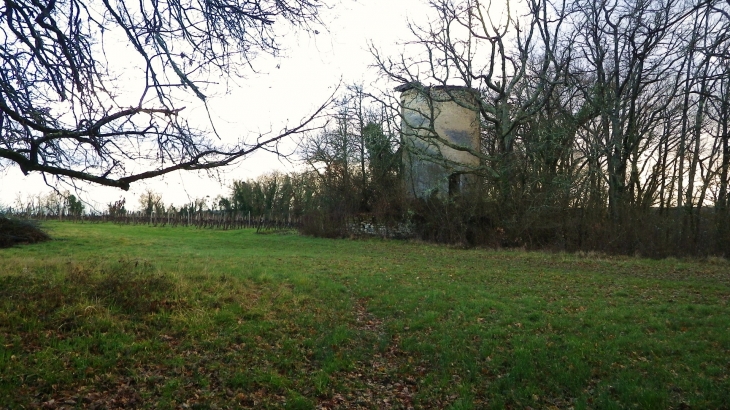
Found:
[0,0,331,190]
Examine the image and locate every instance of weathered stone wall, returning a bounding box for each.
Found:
[347,219,414,239]
[398,84,481,199]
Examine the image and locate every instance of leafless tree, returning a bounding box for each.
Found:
[0,0,332,190]
[366,0,730,254]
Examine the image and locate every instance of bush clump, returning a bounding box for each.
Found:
[0,216,51,248]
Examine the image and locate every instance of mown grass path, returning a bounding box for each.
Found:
[1,223,729,409]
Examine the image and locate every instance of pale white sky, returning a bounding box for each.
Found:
[0,0,437,212]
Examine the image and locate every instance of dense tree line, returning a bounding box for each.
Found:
[220,0,730,256]
[222,89,402,236]
[3,191,84,219]
[346,0,729,256]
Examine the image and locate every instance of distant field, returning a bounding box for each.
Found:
[1,222,729,409]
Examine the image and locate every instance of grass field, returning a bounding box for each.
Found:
[1,222,729,409]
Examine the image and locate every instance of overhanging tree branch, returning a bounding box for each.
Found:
[0,0,329,189]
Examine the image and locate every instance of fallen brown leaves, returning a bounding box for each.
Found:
[37,381,142,410]
[316,299,430,409]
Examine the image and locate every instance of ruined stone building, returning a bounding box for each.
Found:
[396,83,481,199]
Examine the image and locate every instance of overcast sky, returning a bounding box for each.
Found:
[0,0,436,212]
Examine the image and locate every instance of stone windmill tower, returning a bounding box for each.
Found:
[396,83,481,199]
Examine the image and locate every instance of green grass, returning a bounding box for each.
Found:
[1,222,729,408]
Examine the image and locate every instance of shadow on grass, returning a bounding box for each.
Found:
[0,259,181,327]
